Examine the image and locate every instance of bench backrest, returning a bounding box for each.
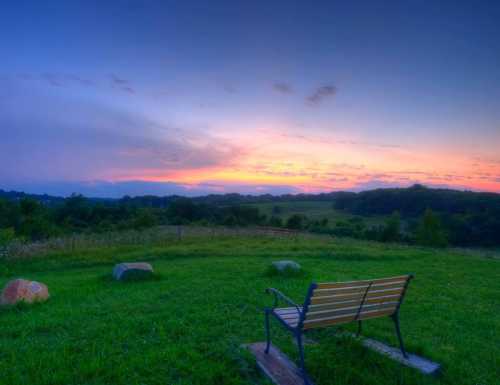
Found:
[301,275,412,330]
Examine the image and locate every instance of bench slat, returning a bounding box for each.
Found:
[274,307,302,315]
[314,281,406,297]
[310,288,404,305]
[308,295,401,312]
[303,308,396,330]
[316,275,410,290]
[305,302,397,321]
[273,308,300,328]
[279,313,301,320]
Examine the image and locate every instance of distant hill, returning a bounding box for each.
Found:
[116,191,363,208]
[2,185,500,217]
[0,189,112,207]
[0,189,66,206]
[0,189,346,207]
[332,184,500,217]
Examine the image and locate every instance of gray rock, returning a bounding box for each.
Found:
[113,262,153,281]
[272,260,301,272]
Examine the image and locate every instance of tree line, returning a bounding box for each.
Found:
[0,195,274,245]
[1,184,499,248]
[333,184,500,247]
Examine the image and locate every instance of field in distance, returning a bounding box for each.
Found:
[247,200,386,226]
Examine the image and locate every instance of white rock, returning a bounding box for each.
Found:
[272,260,301,272]
[113,262,153,281]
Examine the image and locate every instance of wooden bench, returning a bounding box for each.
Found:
[264,274,413,384]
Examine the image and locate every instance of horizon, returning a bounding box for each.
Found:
[2,183,498,201]
[2,1,500,197]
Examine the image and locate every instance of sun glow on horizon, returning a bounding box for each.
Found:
[101,128,500,193]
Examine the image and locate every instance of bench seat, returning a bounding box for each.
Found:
[273,306,303,328]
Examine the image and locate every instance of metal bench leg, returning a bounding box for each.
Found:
[296,332,312,385]
[265,308,271,354]
[391,313,408,359]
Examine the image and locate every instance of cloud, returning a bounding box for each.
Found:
[109,74,136,94]
[306,85,337,106]
[116,132,240,171]
[272,82,293,94]
[472,156,500,167]
[265,130,402,151]
[0,89,239,183]
[41,73,64,87]
[120,86,135,94]
[66,74,95,86]
[110,74,129,85]
[14,72,97,89]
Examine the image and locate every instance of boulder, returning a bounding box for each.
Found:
[272,260,301,273]
[1,279,50,305]
[113,262,153,281]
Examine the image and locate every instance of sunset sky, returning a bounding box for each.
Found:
[1,1,499,197]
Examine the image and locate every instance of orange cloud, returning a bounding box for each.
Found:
[105,127,500,193]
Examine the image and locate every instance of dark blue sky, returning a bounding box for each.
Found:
[1,1,499,197]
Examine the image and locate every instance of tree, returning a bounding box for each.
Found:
[286,214,306,230]
[0,198,18,228]
[167,198,198,223]
[415,209,448,247]
[55,194,92,230]
[268,216,283,227]
[380,211,401,242]
[132,209,158,229]
[332,220,356,237]
[20,198,39,217]
[0,227,15,247]
[17,198,55,241]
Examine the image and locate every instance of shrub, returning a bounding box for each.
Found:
[380,211,401,242]
[132,209,158,229]
[415,208,448,247]
[268,216,283,227]
[0,227,15,246]
[286,214,306,230]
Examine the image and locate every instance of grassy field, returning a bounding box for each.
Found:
[247,200,385,226]
[0,234,499,385]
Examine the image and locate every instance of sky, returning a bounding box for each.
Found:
[1,0,499,198]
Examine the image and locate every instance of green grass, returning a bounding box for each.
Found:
[0,235,499,385]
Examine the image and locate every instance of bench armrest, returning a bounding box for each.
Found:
[265,288,302,314]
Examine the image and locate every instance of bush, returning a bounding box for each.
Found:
[331,221,356,237]
[286,214,306,230]
[308,217,330,233]
[268,216,283,227]
[0,227,15,246]
[415,209,448,247]
[380,211,401,242]
[132,209,158,229]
